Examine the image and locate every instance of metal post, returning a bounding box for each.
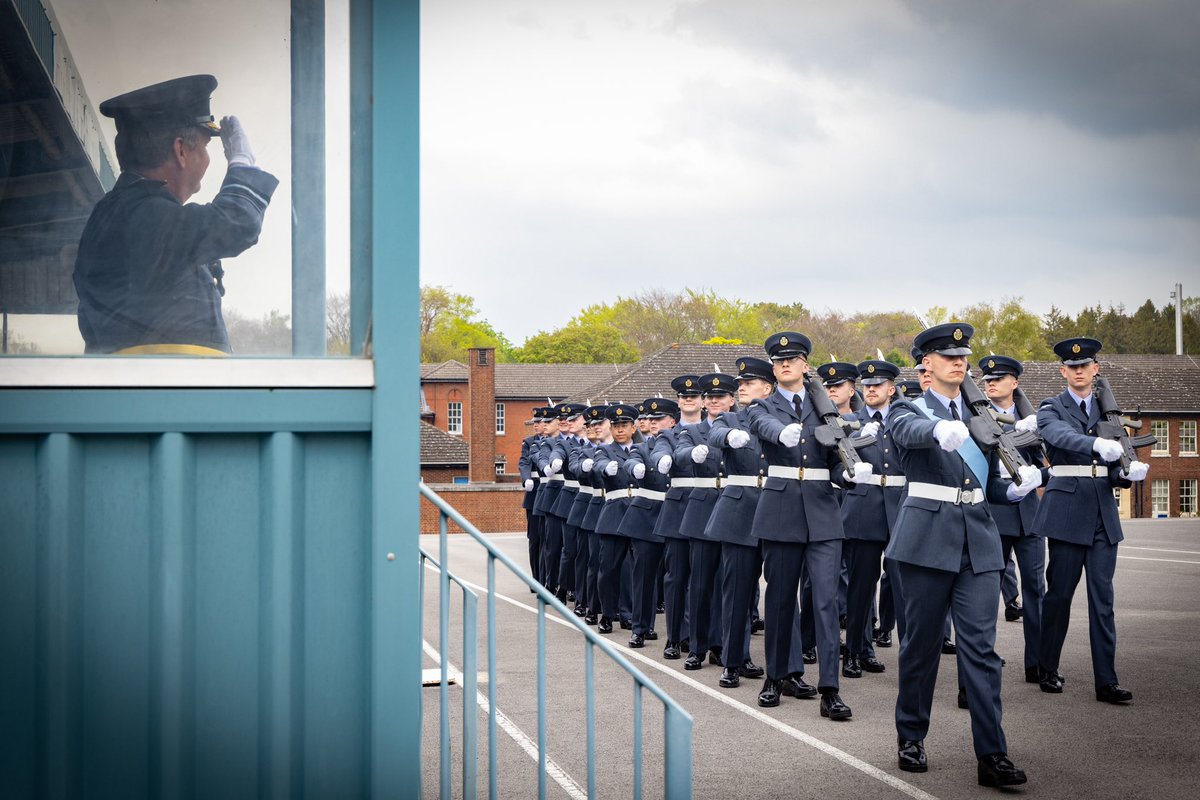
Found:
[585,642,596,800]
[462,588,478,800]
[663,705,694,800]
[487,555,498,800]
[349,0,373,355]
[291,0,326,355]
[438,514,451,799]
[537,599,547,800]
[633,682,644,800]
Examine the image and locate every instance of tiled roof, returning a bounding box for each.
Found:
[420,361,634,400]
[574,344,1200,414]
[420,421,468,465]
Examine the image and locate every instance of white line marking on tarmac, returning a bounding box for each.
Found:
[444,575,940,800]
[422,640,588,800]
[1117,555,1200,565]
[1122,545,1200,555]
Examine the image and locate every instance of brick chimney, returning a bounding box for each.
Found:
[467,347,497,483]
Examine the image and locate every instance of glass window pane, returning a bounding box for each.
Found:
[1180,421,1197,455]
[1151,479,1170,516]
[1151,421,1170,455]
[447,401,463,434]
[1180,480,1197,517]
[496,402,505,435]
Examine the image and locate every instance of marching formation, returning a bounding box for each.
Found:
[518,326,1152,789]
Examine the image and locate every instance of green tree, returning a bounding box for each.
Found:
[419,285,514,362]
[516,323,638,363]
[954,298,1053,361]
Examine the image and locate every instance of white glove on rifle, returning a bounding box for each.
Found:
[726,429,751,449]
[779,423,803,448]
[1014,414,1038,434]
[631,462,646,479]
[1007,465,1043,500]
[657,455,673,474]
[604,461,619,476]
[857,420,880,439]
[1121,460,1149,481]
[220,115,255,167]
[581,458,594,473]
[690,444,709,463]
[933,420,969,452]
[1092,437,1124,463]
[845,462,873,484]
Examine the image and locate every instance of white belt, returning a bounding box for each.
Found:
[691,478,721,489]
[637,488,667,502]
[1050,465,1106,478]
[579,486,595,496]
[723,474,764,488]
[867,474,907,487]
[605,487,636,501]
[767,466,832,481]
[565,480,581,489]
[536,475,547,484]
[670,477,698,489]
[549,474,565,482]
[908,482,985,505]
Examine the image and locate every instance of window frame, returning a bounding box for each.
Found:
[1179,420,1197,456]
[495,402,505,435]
[1180,479,1198,518]
[1150,420,1170,456]
[447,401,463,435]
[1150,479,1170,516]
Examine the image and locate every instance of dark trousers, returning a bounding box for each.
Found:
[1040,527,1119,687]
[877,565,896,634]
[895,556,1006,759]
[527,512,543,585]
[800,569,816,651]
[541,514,564,592]
[1002,534,1046,669]
[720,541,760,666]
[763,539,842,689]
[844,539,886,657]
[558,523,579,596]
[1001,557,1019,605]
[585,531,602,615]
[687,539,723,654]
[597,533,630,621]
[620,550,633,624]
[573,528,591,610]
[631,540,665,636]
[662,537,691,644]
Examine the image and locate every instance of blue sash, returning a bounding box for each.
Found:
[913,397,990,488]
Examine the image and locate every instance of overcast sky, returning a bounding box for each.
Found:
[18,0,1199,351]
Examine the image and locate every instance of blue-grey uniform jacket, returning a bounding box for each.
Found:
[704,409,767,546]
[74,166,279,353]
[592,443,638,535]
[675,421,723,539]
[651,428,691,540]
[746,390,844,543]
[551,436,585,519]
[618,438,668,543]
[840,405,906,541]
[534,436,566,514]
[580,444,608,531]
[1032,389,1131,545]
[883,392,1005,574]
[519,434,541,510]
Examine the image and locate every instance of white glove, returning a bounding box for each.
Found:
[604,461,619,476]
[778,423,803,448]
[220,115,255,167]
[1014,414,1038,434]
[549,458,563,474]
[857,421,880,439]
[541,463,554,476]
[690,444,710,463]
[1092,437,1124,463]
[846,462,873,484]
[933,419,969,452]
[581,458,594,473]
[1122,460,1149,481]
[632,462,646,479]
[657,455,673,474]
[523,479,534,491]
[726,429,751,449]
[1010,465,1043,499]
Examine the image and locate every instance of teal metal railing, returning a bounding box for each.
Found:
[419,483,693,800]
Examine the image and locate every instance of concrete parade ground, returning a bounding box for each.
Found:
[420,519,1200,799]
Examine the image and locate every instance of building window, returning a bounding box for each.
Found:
[496,402,506,435]
[495,460,506,476]
[1180,421,1197,455]
[1151,479,1170,516]
[1150,421,1169,455]
[447,401,463,434]
[1181,480,1198,517]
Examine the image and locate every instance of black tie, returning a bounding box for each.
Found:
[1080,400,1088,417]
[793,394,804,418]
[873,411,882,424]
[950,401,960,421]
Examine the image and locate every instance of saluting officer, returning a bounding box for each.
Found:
[979,355,1047,684]
[579,407,614,624]
[746,333,852,720]
[885,323,1036,787]
[1034,338,1149,703]
[592,404,641,634]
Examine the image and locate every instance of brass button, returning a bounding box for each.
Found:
[964,478,972,485]
[883,463,889,468]
[883,449,889,454]
[803,455,809,461]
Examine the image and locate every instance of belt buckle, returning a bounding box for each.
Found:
[1091,463,1099,478]
[879,475,887,488]
[627,487,635,498]
[757,475,765,489]
[715,476,723,489]
[954,488,966,505]
[796,468,805,480]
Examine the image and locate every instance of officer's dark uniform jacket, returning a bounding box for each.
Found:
[519,433,541,511]
[592,443,638,535]
[619,437,668,543]
[883,393,1006,574]
[566,441,598,530]
[675,421,723,539]
[704,409,767,545]
[986,403,1046,538]
[74,166,279,353]
[1032,390,1131,545]
[746,390,844,543]
[580,444,609,532]
[650,428,691,540]
[840,405,905,540]
[534,436,566,515]
[550,436,584,519]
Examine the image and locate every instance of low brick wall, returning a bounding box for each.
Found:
[421,482,527,534]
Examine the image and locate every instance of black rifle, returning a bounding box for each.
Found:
[803,373,877,474]
[1011,386,1048,463]
[959,376,1041,485]
[1093,376,1156,472]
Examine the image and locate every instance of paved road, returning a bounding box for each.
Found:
[420,520,1200,799]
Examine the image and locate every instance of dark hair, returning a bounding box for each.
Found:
[114,120,208,172]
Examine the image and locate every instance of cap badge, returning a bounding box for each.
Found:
[1072,343,1081,354]
[712,377,720,386]
[867,364,876,374]
[616,409,623,416]
[828,367,836,376]
[739,361,746,371]
[685,379,693,388]
[779,336,789,347]
[651,402,659,410]
[987,359,995,368]
[953,328,963,341]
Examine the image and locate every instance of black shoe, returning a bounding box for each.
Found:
[679,638,690,653]
[1096,683,1133,704]
[820,692,852,720]
[861,656,886,673]
[584,613,598,626]
[565,591,575,604]
[898,738,928,773]
[1005,600,1023,622]
[751,618,765,634]
[708,647,723,666]
[739,659,765,679]
[598,616,613,634]
[573,605,586,617]
[941,638,957,655]
[875,631,892,648]
[803,648,817,664]
[684,652,704,670]
[656,602,665,614]
[1025,665,1041,684]
[628,634,645,648]
[839,614,847,629]
[978,753,1027,787]
[663,642,681,660]
[619,619,633,630]
[719,667,740,688]
[842,655,862,679]
[958,687,968,709]
[645,630,658,641]
[781,674,818,699]
[758,678,782,707]
[1040,668,1064,693]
